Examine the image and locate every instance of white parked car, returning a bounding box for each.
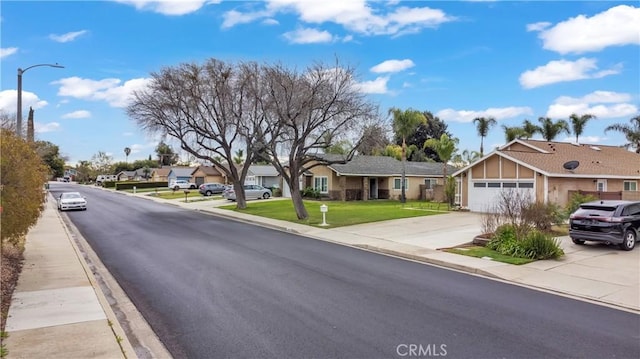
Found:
[170,180,197,190]
[57,192,87,211]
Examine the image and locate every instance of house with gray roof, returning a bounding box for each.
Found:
[304,155,455,201]
[167,167,197,185]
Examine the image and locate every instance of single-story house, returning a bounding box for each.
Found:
[245,165,280,188]
[117,168,155,182]
[191,165,225,186]
[296,154,455,201]
[167,167,196,184]
[452,139,640,212]
[150,167,171,182]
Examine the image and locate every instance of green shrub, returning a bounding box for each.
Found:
[521,202,564,232]
[102,181,117,188]
[302,186,320,199]
[115,181,168,190]
[487,224,521,256]
[519,230,564,260]
[565,192,598,218]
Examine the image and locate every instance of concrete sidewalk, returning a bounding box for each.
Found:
[3,198,137,358]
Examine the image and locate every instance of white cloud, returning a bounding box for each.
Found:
[0,47,18,59]
[35,122,60,133]
[0,90,49,113]
[526,21,551,32]
[222,9,271,28]
[546,91,638,119]
[282,28,334,44]
[49,30,87,43]
[61,110,91,119]
[115,0,220,16]
[224,1,455,37]
[436,106,533,123]
[262,18,279,26]
[534,5,640,54]
[370,59,415,73]
[519,58,621,89]
[53,76,151,108]
[354,76,389,94]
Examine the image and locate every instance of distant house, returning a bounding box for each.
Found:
[150,167,171,182]
[452,139,640,212]
[245,165,280,188]
[167,167,196,184]
[191,165,226,186]
[294,155,455,201]
[116,168,154,182]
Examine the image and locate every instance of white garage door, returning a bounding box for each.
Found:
[468,181,535,212]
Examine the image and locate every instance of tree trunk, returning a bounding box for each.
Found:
[287,173,308,219]
[231,180,247,209]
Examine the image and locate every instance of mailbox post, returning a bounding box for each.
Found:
[184,189,190,203]
[320,204,328,226]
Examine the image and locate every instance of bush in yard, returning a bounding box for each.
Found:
[565,192,597,219]
[521,201,564,232]
[302,186,320,199]
[487,224,522,257]
[519,230,564,260]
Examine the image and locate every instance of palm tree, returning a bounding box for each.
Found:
[462,149,481,163]
[233,149,244,164]
[423,134,458,179]
[522,119,540,139]
[569,113,596,144]
[502,125,528,142]
[605,115,640,153]
[390,107,427,203]
[472,117,497,156]
[124,147,131,163]
[537,117,570,141]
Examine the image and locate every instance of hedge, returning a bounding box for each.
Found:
[115,181,169,190]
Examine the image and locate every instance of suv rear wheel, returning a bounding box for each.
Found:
[571,238,585,245]
[619,230,636,251]
[206,190,212,196]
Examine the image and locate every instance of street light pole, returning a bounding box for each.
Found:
[16,63,64,138]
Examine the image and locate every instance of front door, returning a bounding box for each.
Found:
[369,178,378,199]
[596,179,607,191]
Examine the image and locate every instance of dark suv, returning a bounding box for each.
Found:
[199,183,227,196]
[569,200,640,251]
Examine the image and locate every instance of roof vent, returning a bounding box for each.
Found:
[590,146,601,151]
[563,160,580,171]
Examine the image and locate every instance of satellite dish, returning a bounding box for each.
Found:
[563,160,580,170]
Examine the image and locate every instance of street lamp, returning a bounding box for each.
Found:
[17,63,65,138]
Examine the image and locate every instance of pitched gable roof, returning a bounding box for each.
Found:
[168,167,195,177]
[456,139,640,178]
[248,165,279,177]
[152,167,171,177]
[322,155,453,177]
[192,165,223,176]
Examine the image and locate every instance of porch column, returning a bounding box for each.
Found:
[339,176,347,200]
[363,176,369,201]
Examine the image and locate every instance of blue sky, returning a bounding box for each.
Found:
[1,1,639,165]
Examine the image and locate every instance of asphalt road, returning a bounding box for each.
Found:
[51,183,640,359]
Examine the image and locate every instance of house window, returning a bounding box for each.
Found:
[314,176,328,193]
[518,182,534,188]
[596,179,607,191]
[473,182,486,188]
[502,182,517,188]
[393,178,409,190]
[487,182,501,188]
[624,181,637,191]
[424,178,437,189]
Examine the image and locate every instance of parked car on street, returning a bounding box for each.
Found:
[223,184,272,201]
[569,200,640,251]
[57,192,87,211]
[199,183,227,196]
[170,180,197,190]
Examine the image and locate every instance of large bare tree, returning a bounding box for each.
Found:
[256,62,380,219]
[127,59,269,208]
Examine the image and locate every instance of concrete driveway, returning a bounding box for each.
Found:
[325,211,483,250]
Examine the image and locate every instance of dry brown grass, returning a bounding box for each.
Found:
[1,240,24,331]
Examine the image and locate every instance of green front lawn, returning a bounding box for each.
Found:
[445,246,534,265]
[152,191,213,200]
[221,199,449,227]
